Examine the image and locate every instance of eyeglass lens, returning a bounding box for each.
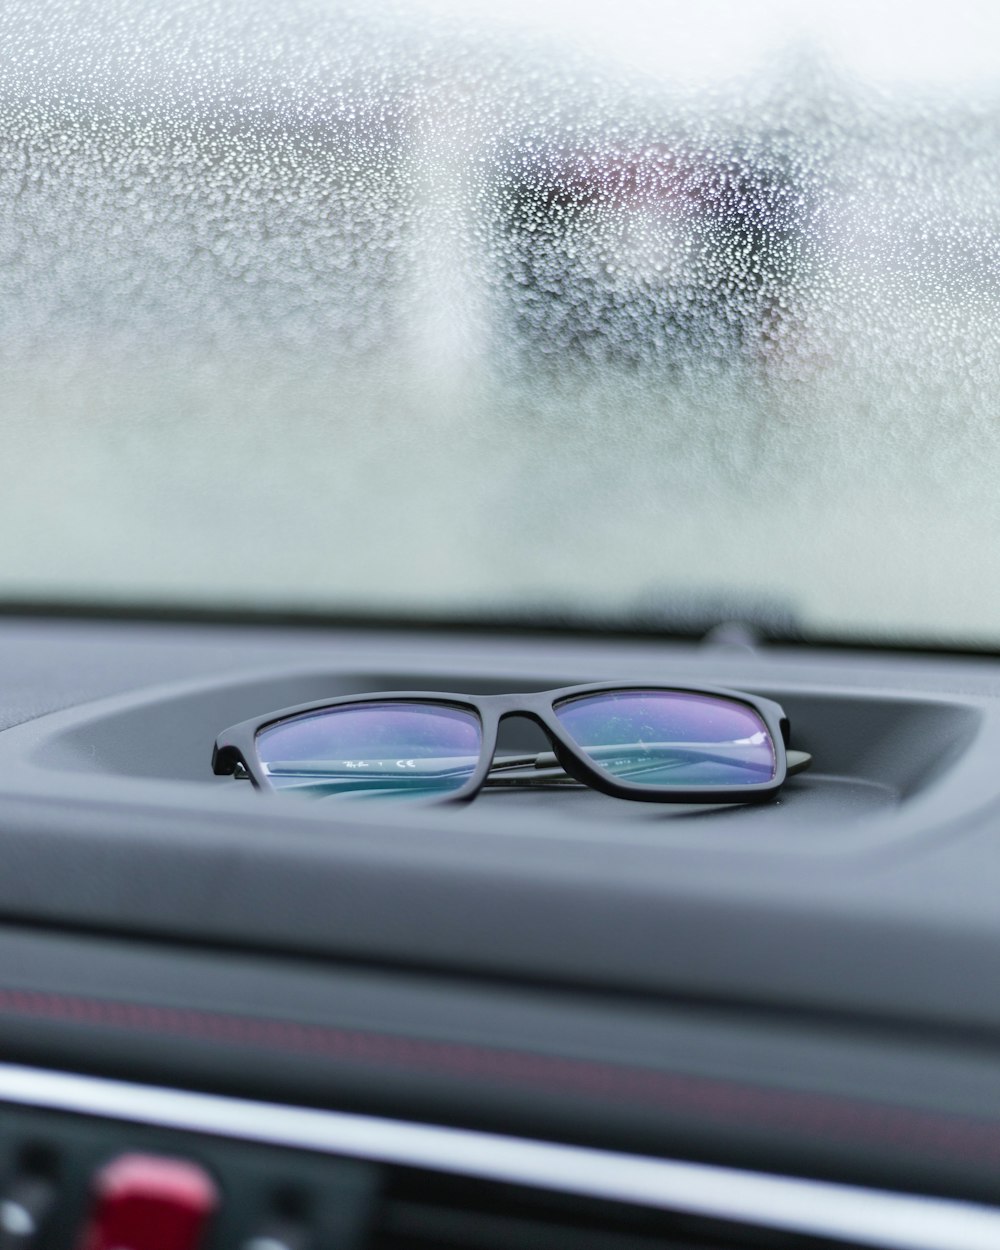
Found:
[255,701,483,799]
[552,690,776,787]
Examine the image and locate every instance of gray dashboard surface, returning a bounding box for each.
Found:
[0,615,998,1041]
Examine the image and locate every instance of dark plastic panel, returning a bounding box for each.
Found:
[1,925,1000,1202]
[0,620,998,1053]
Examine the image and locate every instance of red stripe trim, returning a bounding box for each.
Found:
[0,987,994,1166]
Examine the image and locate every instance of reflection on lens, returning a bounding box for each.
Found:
[255,701,482,799]
[553,690,775,787]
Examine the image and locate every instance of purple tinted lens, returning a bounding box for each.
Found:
[553,690,776,788]
[255,701,482,799]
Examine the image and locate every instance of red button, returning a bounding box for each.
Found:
[78,1154,219,1250]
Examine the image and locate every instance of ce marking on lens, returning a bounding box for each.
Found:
[339,759,417,769]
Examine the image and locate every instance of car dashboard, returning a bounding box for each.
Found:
[0,614,998,1248]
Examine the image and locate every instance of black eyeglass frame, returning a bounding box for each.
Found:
[213,682,802,805]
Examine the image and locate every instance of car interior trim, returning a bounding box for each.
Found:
[0,1061,996,1250]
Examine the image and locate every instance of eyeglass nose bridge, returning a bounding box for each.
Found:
[490,705,596,788]
[479,689,560,714]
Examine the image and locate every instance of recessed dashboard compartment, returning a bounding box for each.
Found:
[1,665,985,833]
[0,627,999,1035]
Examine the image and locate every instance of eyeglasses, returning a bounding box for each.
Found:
[213,683,811,805]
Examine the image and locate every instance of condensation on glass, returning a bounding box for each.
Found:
[0,0,997,644]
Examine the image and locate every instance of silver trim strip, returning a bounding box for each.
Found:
[0,1061,992,1250]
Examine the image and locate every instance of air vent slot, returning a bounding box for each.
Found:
[367,1167,870,1250]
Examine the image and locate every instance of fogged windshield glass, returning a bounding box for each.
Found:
[1,0,997,643]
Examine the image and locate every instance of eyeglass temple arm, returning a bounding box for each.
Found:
[239,746,812,784]
[486,747,812,783]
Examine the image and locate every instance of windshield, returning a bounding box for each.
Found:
[1,0,997,645]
